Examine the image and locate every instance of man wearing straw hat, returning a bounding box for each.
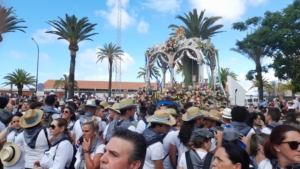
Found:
[105,98,137,143]
[136,104,156,134]
[142,109,176,169]
[102,102,120,142]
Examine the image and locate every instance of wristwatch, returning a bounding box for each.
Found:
[83,149,90,153]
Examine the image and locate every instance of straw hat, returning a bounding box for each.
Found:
[117,99,137,110]
[107,103,120,114]
[100,101,110,109]
[85,99,96,107]
[204,110,224,124]
[0,142,21,166]
[147,110,176,126]
[182,107,204,121]
[221,108,232,119]
[20,109,43,128]
[166,108,178,116]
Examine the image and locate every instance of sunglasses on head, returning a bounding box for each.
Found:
[281,141,300,150]
[49,124,56,130]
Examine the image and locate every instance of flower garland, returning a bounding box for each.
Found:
[164,37,177,53]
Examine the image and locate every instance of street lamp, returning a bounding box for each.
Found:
[31,38,39,93]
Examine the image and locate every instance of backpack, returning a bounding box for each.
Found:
[42,113,53,128]
[0,109,13,126]
[185,149,213,169]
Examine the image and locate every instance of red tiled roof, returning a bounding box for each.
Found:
[44,80,158,90]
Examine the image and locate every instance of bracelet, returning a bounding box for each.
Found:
[83,149,90,153]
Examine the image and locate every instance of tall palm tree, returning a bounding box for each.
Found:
[230,47,266,100]
[53,74,78,98]
[168,9,224,85]
[97,43,123,97]
[137,66,161,81]
[2,69,35,96]
[220,67,238,89]
[249,77,273,93]
[46,14,98,99]
[0,6,27,42]
[175,66,184,77]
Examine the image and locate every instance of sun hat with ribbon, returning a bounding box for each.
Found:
[147,110,176,126]
[221,108,232,119]
[107,103,120,114]
[0,142,21,167]
[182,107,206,121]
[100,101,110,109]
[204,110,224,124]
[19,109,43,128]
[85,99,96,107]
[116,99,137,110]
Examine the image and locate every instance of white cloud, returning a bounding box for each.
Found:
[95,0,135,30]
[142,0,181,14]
[31,28,68,45]
[9,50,26,58]
[77,47,135,81]
[230,57,237,62]
[137,20,150,33]
[188,0,267,23]
[40,53,51,62]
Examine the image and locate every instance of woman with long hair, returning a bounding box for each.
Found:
[61,106,77,132]
[33,118,74,169]
[247,133,269,168]
[264,125,300,169]
[74,117,104,169]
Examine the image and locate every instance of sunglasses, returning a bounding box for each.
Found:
[281,141,300,150]
[49,124,56,130]
[63,111,69,114]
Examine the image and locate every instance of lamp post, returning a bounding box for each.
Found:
[31,38,39,93]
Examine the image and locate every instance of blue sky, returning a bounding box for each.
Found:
[0,0,294,95]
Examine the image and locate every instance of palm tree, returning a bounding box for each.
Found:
[230,47,266,100]
[175,66,184,77]
[2,69,35,96]
[220,67,238,89]
[53,74,78,98]
[97,43,123,97]
[168,9,224,85]
[249,77,273,92]
[46,14,98,99]
[0,6,27,42]
[137,66,161,80]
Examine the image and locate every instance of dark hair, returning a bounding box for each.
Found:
[178,121,195,147]
[64,106,76,122]
[248,133,269,156]
[168,104,178,110]
[150,122,162,128]
[184,102,193,110]
[120,108,131,116]
[54,118,74,144]
[231,106,249,122]
[139,107,147,115]
[193,137,210,149]
[66,102,77,111]
[12,114,23,118]
[283,111,298,123]
[0,97,8,109]
[245,113,258,128]
[85,106,96,112]
[222,143,250,169]
[147,104,156,116]
[257,113,265,124]
[267,107,281,122]
[264,125,299,159]
[30,102,43,109]
[45,95,56,105]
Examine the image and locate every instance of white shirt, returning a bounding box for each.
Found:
[258,159,272,169]
[40,140,73,169]
[74,144,105,169]
[136,120,147,134]
[170,130,188,166]
[209,138,217,152]
[23,128,51,168]
[72,116,103,142]
[103,123,136,140]
[163,131,174,169]
[178,151,208,169]
[261,127,272,135]
[5,131,25,169]
[143,142,164,169]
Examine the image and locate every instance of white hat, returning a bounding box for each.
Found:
[221,108,232,119]
[0,142,21,166]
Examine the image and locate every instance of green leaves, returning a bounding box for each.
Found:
[2,69,35,89]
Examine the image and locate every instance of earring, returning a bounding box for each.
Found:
[276,150,280,152]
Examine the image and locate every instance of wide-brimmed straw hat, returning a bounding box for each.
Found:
[182,107,205,121]
[147,110,176,126]
[107,103,120,114]
[85,99,96,107]
[20,109,43,128]
[0,142,21,166]
[100,101,110,109]
[221,108,232,119]
[204,110,224,124]
[166,108,178,116]
[117,99,137,110]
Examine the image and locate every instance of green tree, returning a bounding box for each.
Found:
[175,66,184,76]
[53,74,78,98]
[137,66,161,80]
[249,77,273,92]
[46,14,98,99]
[168,9,224,85]
[2,69,35,96]
[0,6,27,42]
[220,67,238,89]
[97,43,123,97]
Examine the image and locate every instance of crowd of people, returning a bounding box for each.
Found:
[0,92,299,169]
